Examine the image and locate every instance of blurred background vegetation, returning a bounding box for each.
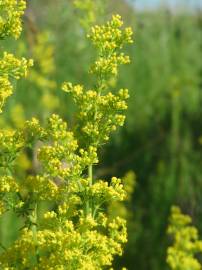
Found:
[0,0,202,269]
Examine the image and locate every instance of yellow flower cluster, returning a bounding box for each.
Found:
[0,52,33,112]
[0,129,24,169]
[90,177,126,202]
[0,176,19,216]
[0,10,133,269]
[17,115,98,204]
[0,0,32,112]
[23,117,46,141]
[24,175,59,201]
[62,82,129,146]
[0,175,19,193]
[108,171,136,226]
[0,228,35,269]
[89,15,133,49]
[37,115,98,183]
[88,14,133,77]
[167,206,202,270]
[0,212,127,269]
[0,129,26,216]
[0,0,26,39]
[49,15,134,268]
[62,15,133,148]
[92,53,130,76]
[0,52,31,79]
[0,110,130,268]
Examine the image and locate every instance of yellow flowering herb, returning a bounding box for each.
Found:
[167,206,202,270]
[0,0,33,113]
[0,52,33,112]
[0,0,26,39]
[0,5,134,269]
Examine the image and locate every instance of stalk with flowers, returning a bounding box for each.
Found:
[167,206,202,270]
[0,0,33,113]
[0,1,134,269]
[0,2,202,270]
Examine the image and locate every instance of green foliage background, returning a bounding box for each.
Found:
[0,0,201,269]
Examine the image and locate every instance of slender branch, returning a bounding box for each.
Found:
[88,164,93,186]
[31,202,39,264]
[87,164,93,215]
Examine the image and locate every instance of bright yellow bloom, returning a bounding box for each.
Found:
[0,0,26,39]
[0,52,33,112]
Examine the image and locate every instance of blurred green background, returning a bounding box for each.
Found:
[0,0,202,269]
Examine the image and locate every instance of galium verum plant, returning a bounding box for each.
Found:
[0,0,32,213]
[167,206,202,270]
[0,2,133,268]
[0,0,33,113]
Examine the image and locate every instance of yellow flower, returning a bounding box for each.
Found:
[0,0,26,39]
[167,206,202,270]
[0,53,33,112]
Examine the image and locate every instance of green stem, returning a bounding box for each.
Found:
[31,202,39,264]
[87,164,93,216]
[88,164,93,186]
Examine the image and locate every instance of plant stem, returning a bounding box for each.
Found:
[88,164,93,186]
[31,202,39,264]
[87,164,93,216]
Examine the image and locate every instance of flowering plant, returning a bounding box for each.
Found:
[0,1,134,269]
[167,206,202,270]
[0,0,33,113]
